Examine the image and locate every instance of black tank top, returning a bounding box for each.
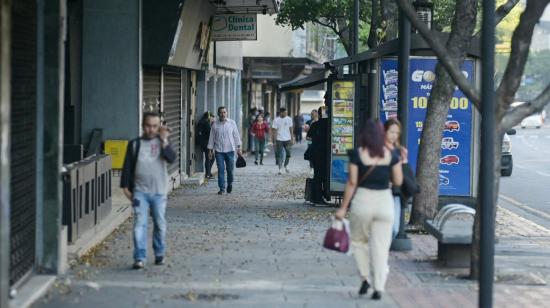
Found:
[348,147,399,190]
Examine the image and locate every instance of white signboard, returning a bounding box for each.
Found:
[211,14,257,41]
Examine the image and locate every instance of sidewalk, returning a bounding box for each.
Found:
[35,143,550,308]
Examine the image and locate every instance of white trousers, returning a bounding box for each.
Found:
[349,187,394,292]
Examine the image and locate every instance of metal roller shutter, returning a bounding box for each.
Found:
[162,68,182,176]
[142,67,161,113]
[10,0,37,286]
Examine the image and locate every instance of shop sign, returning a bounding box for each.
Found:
[212,14,257,41]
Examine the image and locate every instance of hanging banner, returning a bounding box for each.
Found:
[211,14,257,41]
[330,80,355,193]
[380,57,475,196]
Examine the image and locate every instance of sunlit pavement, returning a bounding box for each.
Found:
[35,143,550,308]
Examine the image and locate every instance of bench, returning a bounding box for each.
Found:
[424,204,475,267]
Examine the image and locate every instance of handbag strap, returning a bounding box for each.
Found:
[358,164,376,185]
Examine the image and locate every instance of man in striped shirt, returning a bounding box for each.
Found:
[207,106,242,195]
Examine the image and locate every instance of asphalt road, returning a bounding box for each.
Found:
[499,124,550,229]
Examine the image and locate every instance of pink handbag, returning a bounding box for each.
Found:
[323,219,350,253]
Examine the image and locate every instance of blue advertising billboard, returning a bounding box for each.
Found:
[380,57,474,196]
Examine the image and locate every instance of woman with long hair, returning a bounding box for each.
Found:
[251,114,270,165]
[335,120,403,300]
[384,118,408,239]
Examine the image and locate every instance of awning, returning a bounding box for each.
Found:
[279,70,329,92]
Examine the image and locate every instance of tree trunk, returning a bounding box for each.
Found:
[336,17,352,55]
[411,0,479,225]
[470,128,503,279]
[380,0,398,41]
[412,67,457,224]
[367,0,378,48]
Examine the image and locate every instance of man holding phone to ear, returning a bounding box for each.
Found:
[120,112,176,270]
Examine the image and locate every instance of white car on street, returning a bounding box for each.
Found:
[521,112,544,129]
[512,101,546,129]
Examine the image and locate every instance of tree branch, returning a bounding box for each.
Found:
[395,0,481,109]
[501,83,550,129]
[496,0,550,117]
[313,19,338,33]
[367,0,378,48]
[473,0,520,37]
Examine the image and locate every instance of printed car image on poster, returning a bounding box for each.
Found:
[379,57,474,196]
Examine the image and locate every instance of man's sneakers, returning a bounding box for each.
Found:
[133,257,165,269]
[285,167,290,173]
[133,260,144,270]
[155,256,165,266]
[278,169,282,175]
[218,186,231,194]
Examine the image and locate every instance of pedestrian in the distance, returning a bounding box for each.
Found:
[264,111,272,150]
[304,109,319,132]
[251,114,270,165]
[306,106,328,203]
[335,120,403,300]
[120,112,177,270]
[272,107,294,174]
[197,111,214,179]
[247,108,257,154]
[384,118,409,239]
[293,113,304,143]
[207,106,242,195]
[305,109,319,173]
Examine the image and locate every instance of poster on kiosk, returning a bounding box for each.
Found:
[380,57,475,197]
[329,80,356,194]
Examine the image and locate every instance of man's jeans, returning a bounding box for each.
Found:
[132,191,167,261]
[215,151,235,191]
[275,140,292,168]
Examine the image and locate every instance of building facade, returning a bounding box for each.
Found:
[0,0,278,306]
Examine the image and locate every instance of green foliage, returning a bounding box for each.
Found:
[276,0,372,53]
[496,0,523,44]
[432,0,456,32]
[496,49,550,101]
[276,0,370,31]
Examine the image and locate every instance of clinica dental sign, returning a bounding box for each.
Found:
[211,14,257,41]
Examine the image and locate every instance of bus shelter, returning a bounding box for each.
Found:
[281,33,481,207]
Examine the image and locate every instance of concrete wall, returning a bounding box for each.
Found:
[81,0,141,144]
[215,41,243,71]
[170,0,214,70]
[242,15,293,58]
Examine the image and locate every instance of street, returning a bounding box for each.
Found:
[500,124,550,229]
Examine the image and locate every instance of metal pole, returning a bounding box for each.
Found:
[479,0,496,307]
[397,7,410,146]
[353,0,359,56]
[353,0,359,73]
[391,5,412,251]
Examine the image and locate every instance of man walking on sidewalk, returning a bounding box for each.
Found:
[272,107,295,174]
[208,106,242,195]
[120,112,177,270]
